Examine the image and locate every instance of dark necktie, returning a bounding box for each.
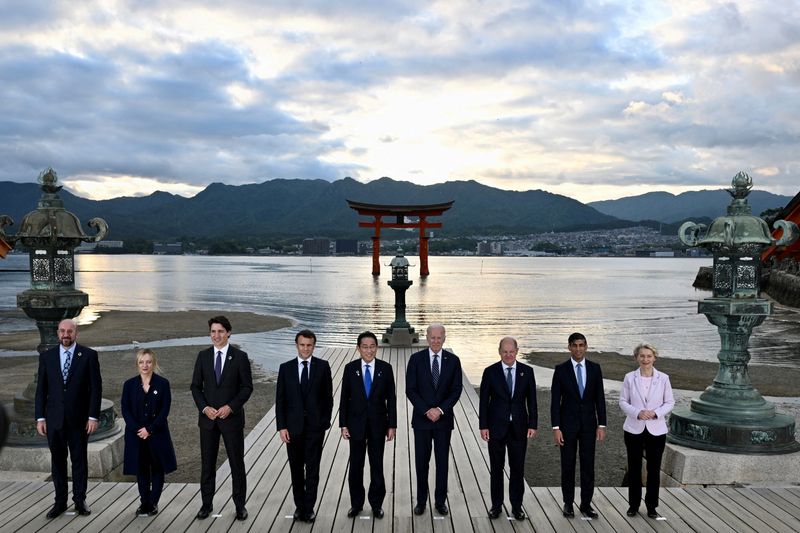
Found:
[301,360,309,396]
[364,364,372,397]
[62,351,72,383]
[215,350,222,385]
[576,363,584,398]
[432,353,440,389]
[506,366,513,395]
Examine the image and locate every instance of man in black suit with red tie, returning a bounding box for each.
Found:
[276,329,333,523]
[340,331,397,519]
[551,332,606,520]
[479,337,538,521]
[406,323,462,516]
[35,319,102,519]
[191,316,253,521]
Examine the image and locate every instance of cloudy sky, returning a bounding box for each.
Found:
[1,0,799,203]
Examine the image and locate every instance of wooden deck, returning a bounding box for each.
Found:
[2,346,800,532]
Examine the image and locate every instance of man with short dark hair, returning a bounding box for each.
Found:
[406,323,462,516]
[551,332,606,520]
[340,331,397,519]
[35,319,102,519]
[191,316,253,521]
[479,336,538,520]
[276,329,333,523]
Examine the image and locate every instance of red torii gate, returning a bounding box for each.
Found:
[347,200,454,276]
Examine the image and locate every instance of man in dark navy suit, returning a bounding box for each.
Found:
[551,332,606,520]
[340,331,397,519]
[276,329,333,523]
[35,318,102,519]
[479,337,538,521]
[406,323,462,516]
[191,316,253,521]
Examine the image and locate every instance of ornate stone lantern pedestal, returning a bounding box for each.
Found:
[382,249,420,346]
[659,171,800,486]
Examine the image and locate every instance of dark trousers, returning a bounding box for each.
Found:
[488,423,527,509]
[286,430,325,514]
[199,423,247,508]
[560,429,596,507]
[413,428,452,506]
[348,431,386,510]
[137,444,165,508]
[624,429,667,512]
[47,420,88,505]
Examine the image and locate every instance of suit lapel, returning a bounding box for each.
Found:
[65,344,81,384]
[219,348,233,383]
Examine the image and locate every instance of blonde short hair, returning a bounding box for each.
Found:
[633,342,659,359]
[135,348,162,374]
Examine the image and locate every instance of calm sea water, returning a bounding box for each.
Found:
[1,254,798,381]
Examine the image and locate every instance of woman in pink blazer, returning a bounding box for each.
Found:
[619,343,674,519]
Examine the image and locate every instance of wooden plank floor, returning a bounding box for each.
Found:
[2,346,800,532]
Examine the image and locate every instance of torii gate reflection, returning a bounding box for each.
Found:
[346,200,454,276]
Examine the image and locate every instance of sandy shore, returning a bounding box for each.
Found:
[0,310,288,483]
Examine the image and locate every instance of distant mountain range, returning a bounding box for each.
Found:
[0,177,794,241]
[588,189,791,223]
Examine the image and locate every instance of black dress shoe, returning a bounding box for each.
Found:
[435,503,449,515]
[196,505,213,519]
[563,503,574,517]
[293,509,302,520]
[304,510,316,522]
[46,504,67,519]
[413,504,425,515]
[626,507,637,517]
[236,507,248,520]
[347,507,362,518]
[580,505,598,519]
[512,508,526,520]
[647,509,659,519]
[75,501,91,516]
[136,505,148,515]
[372,508,384,519]
[148,505,158,516]
[488,506,501,519]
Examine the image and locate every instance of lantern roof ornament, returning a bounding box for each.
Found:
[679,171,798,251]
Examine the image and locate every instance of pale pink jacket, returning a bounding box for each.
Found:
[619,368,675,436]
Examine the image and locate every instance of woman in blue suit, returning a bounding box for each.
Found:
[121,349,177,516]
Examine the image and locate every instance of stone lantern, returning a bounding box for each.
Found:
[670,171,800,454]
[382,248,419,346]
[0,168,118,445]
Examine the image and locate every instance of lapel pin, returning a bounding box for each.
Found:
[356,370,361,377]
[77,352,82,357]
[153,390,158,395]
[228,355,232,361]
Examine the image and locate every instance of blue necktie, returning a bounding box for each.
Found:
[364,364,372,397]
[576,363,584,398]
[301,360,309,396]
[506,367,513,395]
[215,351,222,385]
[62,351,72,383]
[432,354,440,389]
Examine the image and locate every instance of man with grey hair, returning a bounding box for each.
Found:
[479,337,538,520]
[406,323,462,516]
[35,319,102,519]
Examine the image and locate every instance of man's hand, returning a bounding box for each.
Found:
[137,427,150,439]
[37,420,47,436]
[480,429,490,441]
[279,429,290,443]
[425,408,442,422]
[597,427,606,442]
[527,429,538,439]
[217,405,233,419]
[203,406,218,419]
[386,428,396,442]
[553,428,564,446]
[341,427,350,440]
[86,419,98,435]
